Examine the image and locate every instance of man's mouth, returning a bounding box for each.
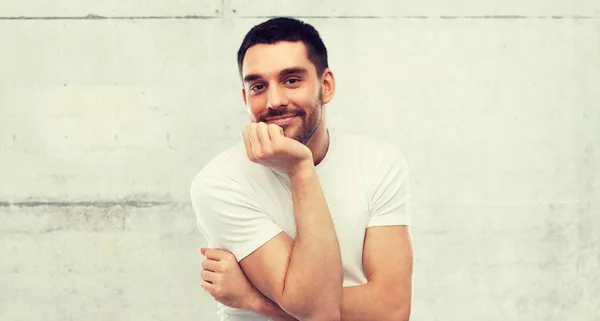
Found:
[264,114,299,126]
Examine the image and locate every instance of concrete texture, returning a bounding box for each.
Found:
[1,1,599,320]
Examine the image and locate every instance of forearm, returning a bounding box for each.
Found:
[253,295,298,321]
[341,283,398,321]
[255,282,406,321]
[281,163,343,319]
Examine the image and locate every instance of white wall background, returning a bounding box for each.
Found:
[1,1,599,320]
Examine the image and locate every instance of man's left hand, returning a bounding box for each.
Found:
[199,248,264,311]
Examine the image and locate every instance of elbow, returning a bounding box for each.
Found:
[280,295,340,321]
[305,310,341,321]
[380,282,411,321]
[380,288,411,321]
[320,309,341,321]
[385,303,411,321]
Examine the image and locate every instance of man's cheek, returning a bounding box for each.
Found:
[247,102,266,120]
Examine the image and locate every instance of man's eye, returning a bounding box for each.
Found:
[286,78,300,85]
[251,85,265,91]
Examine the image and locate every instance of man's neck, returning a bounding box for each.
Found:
[306,124,330,167]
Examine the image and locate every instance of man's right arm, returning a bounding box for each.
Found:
[239,163,343,321]
[192,123,343,320]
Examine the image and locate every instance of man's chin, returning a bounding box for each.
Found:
[282,128,306,144]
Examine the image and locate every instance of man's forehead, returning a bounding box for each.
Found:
[242,41,312,76]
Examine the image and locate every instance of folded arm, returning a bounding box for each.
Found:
[249,225,413,321]
[239,165,343,321]
[250,143,413,320]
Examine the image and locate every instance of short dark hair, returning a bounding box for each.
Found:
[237,17,329,78]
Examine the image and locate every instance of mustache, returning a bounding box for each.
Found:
[259,109,304,122]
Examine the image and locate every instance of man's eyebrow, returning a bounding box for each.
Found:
[242,67,308,84]
[280,67,308,77]
[243,74,262,84]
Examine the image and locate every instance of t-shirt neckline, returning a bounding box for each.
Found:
[270,127,333,177]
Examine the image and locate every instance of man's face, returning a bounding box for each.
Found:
[241,41,324,145]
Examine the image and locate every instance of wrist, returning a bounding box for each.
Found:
[286,159,315,179]
[246,293,267,314]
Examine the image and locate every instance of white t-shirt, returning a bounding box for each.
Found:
[190,127,410,321]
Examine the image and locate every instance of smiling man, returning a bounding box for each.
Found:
[190,17,414,321]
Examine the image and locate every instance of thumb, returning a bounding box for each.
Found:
[200,247,208,255]
[268,123,285,139]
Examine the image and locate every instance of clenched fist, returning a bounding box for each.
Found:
[242,122,313,176]
[199,248,263,311]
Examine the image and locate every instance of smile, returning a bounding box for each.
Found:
[265,115,298,126]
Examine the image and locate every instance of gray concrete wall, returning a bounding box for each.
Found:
[1,1,599,320]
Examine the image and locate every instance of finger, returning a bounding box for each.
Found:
[268,124,285,148]
[242,126,257,162]
[203,248,229,261]
[201,269,218,283]
[267,124,284,142]
[248,124,263,159]
[201,258,220,272]
[201,281,216,294]
[256,122,271,147]
[203,248,220,261]
[200,247,217,257]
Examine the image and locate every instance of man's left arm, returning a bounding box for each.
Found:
[249,226,413,321]
[203,227,413,321]
[339,225,413,321]
[338,142,413,320]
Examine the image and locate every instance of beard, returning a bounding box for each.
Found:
[259,90,323,145]
[291,102,322,145]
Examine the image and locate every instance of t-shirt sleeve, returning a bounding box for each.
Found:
[190,173,283,262]
[367,143,411,227]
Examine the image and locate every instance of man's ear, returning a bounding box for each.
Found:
[320,68,336,105]
[241,87,247,106]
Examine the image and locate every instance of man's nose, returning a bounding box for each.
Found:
[267,85,288,109]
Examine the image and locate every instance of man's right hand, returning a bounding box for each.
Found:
[242,122,313,177]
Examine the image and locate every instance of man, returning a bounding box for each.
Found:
[190,17,413,321]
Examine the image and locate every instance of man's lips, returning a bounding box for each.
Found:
[264,115,299,125]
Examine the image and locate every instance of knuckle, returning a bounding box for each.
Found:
[225,251,235,260]
[214,284,224,295]
[271,140,281,150]
[262,146,273,157]
[205,286,215,296]
[270,124,283,135]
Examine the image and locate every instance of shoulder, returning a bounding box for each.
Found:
[189,142,266,197]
